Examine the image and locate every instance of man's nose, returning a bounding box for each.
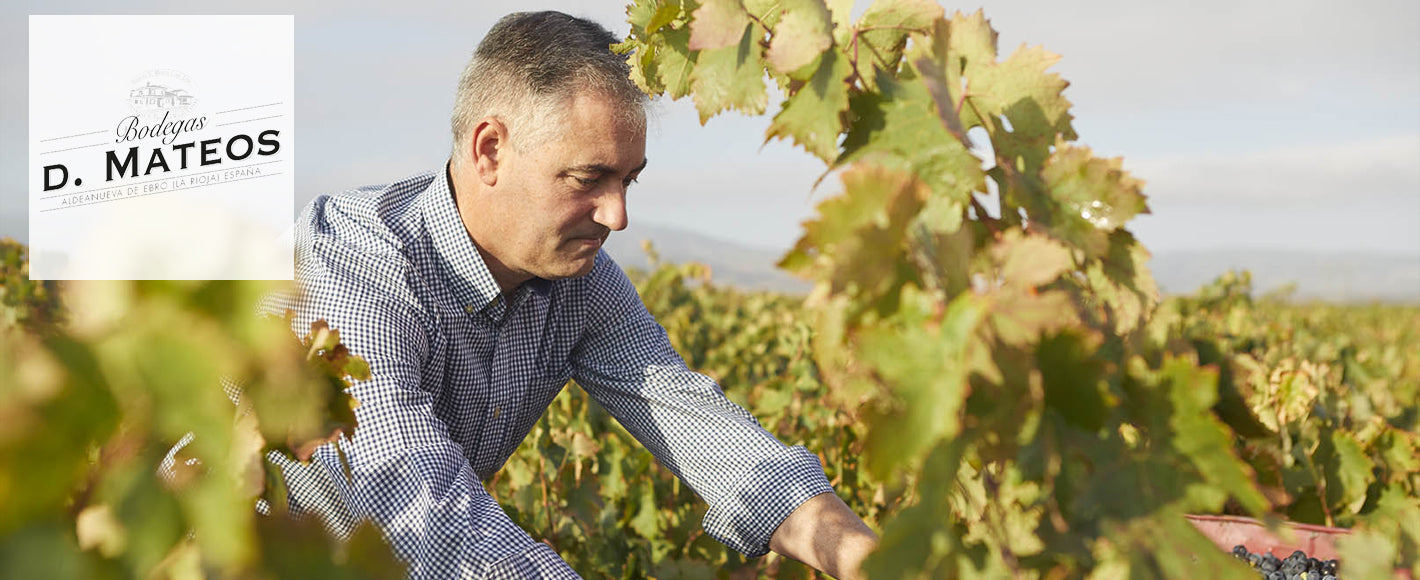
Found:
[593,189,628,232]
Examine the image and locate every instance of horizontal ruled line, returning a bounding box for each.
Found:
[215,102,283,114]
[40,142,108,155]
[214,115,284,127]
[40,130,106,142]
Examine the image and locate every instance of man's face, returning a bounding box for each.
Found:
[484,92,646,285]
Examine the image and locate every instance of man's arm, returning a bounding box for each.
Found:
[569,253,875,574]
[278,252,581,580]
[769,492,879,580]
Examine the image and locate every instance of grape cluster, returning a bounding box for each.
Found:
[1231,545,1340,580]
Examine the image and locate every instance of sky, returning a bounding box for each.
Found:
[2,0,1418,258]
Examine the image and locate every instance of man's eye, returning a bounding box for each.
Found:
[623,176,639,188]
[574,176,597,187]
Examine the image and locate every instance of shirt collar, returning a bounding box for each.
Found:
[422,164,553,323]
[423,164,503,318]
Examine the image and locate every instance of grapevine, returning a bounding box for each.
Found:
[612,1,1420,577]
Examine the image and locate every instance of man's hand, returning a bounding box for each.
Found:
[768,492,879,580]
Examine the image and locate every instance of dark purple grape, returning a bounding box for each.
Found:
[1222,544,1341,580]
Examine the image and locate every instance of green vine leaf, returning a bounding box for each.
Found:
[838,72,986,202]
[780,163,927,302]
[764,47,852,162]
[662,28,698,99]
[690,22,769,122]
[1159,357,1271,516]
[858,292,984,478]
[1318,430,1377,517]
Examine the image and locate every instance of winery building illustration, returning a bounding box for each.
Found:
[129,82,196,110]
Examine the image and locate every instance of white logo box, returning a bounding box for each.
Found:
[29,15,294,280]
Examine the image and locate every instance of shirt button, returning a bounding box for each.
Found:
[492,406,501,419]
[464,304,475,314]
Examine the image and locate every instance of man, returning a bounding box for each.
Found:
[271,11,878,579]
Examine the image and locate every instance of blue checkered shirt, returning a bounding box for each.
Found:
[264,168,833,579]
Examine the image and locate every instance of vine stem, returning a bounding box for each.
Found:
[538,454,557,548]
[1042,422,1070,534]
[971,197,1002,235]
[983,468,1029,580]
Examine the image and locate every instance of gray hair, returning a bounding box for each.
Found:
[450,11,647,164]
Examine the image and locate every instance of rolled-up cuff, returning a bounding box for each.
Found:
[700,445,834,557]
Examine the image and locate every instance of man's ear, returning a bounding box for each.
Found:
[471,118,507,187]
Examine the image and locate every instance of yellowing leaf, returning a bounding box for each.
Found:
[1089,230,1159,335]
[743,0,785,28]
[944,10,998,66]
[76,504,128,558]
[690,0,750,50]
[992,230,1073,289]
[615,39,666,95]
[825,0,855,45]
[969,45,1076,165]
[853,0,943,89]
[858,0,942,45]
[1039,139,1149,256]
[231,411,267,499]
[766,0,834,74]
[988,288,1076,346]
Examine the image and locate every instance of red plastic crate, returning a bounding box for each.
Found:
[1186,514,1413,579]
[1187,514,1348,560]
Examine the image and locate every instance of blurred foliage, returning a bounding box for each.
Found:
[1166,271,1420,537]
[2,238,64,333]
[5,235,1416,578]
[0,267,402,579]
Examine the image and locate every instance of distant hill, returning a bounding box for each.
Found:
[606,222,1420,303]
[603,223,810,294]
[1149,250,1420,303]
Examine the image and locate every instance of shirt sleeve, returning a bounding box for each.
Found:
[277,236,581,580]
[569,252,834,557]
